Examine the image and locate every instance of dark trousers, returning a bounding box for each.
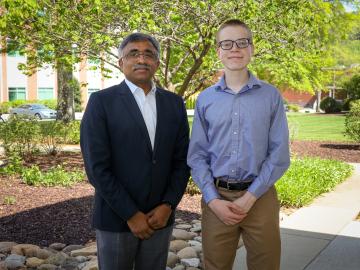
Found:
[96,225,173,270]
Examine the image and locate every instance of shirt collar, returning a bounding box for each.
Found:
[125,78,157,95]
[215,71,262,92]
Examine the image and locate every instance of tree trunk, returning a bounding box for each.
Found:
[316,89,321,112]
[56,62,75,123]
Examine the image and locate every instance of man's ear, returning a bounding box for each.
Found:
[118,58,123,71]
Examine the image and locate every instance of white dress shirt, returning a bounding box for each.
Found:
[125,79,157,149]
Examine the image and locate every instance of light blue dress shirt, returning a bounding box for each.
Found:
[187,72,290,204]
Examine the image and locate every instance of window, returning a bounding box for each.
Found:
[8,87,26,101]
[88,88,99,100]
[38,88,54,100]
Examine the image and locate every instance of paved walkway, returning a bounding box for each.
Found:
[233,163,360,270]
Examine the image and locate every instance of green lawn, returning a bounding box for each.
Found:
[287,113,351,142]
[188,113,352,142]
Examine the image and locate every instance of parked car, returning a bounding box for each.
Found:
[10,104,57,120]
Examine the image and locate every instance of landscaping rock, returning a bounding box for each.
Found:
[4,254,26,269]
[177,247,197,259]
[26,257,44,267]
[166,252,179,268]
[45,252,68,266]
[169,240,189,252]
[180,258,200,268]
[0,243,17,254]
[38,264,58,270]
[70,245,97,257]
[62,245,84,253]
[172,229,194,240]
[11,244,39,257]
[49,243,66,251]
[36,248,53,259]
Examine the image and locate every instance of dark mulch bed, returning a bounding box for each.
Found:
[0,140,359,246]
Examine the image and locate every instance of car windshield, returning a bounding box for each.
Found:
[32,105,47,109]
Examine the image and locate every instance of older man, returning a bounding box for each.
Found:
[81,33,190,270]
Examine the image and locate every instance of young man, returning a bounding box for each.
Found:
[187,20,290,270]
[81,33,190,270]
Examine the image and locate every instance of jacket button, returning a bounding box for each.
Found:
[152,160,156,164]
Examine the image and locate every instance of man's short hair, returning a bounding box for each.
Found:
[216,19,253,43]
[118,32,160,58]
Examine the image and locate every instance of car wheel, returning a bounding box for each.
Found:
[35,113,42,120]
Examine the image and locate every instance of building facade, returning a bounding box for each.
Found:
[0,47,124,110]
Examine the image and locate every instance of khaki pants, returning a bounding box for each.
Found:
[201,186,281,270]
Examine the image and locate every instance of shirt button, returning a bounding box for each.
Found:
[232,150,236,154]
[233,131,237,135]
[231,170,235,173]
[234,112,238,115]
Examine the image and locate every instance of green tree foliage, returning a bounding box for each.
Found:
[343,74,360,99]
[345,99,360,142]
[0,0,358,102]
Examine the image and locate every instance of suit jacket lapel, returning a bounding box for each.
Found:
[118,81,152,153]
[153,88,165,158]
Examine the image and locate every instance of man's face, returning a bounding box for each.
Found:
[217,25,254,72]
[119,40,159,87]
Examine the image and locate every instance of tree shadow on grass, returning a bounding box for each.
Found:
[0,196,200,246]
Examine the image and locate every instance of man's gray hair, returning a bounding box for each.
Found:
[118,32,160,58]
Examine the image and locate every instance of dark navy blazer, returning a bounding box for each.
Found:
[80,81,190,232]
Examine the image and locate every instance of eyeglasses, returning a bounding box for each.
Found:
[124,50,158,61]
[218,38,252,50]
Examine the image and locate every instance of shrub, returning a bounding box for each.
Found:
[276,157,353,207]
[344,100,360,142]
[3,195,16,205]
[0,102,12,114]
[320,96,342,113]
[21,165,85,187]
[38,121,69,155]
[63,121,81,144]
[342,74,360,100]
[287,104,300,112]
[0,153,23,175]
[0,116,41,157]
[38,99,57,110]
[186,177,201,195]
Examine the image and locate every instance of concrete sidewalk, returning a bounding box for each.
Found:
[233,163,360,270]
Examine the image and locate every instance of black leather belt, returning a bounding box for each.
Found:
[214,178,252,191]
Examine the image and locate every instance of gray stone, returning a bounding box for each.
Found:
[4,254,26,269]
[167,252,179,268]
[172,229,193,241]
[175,224,192,230]
[36,248,53,259]
[188,241,201,247]
[70,245,97,257]
[175,218,184,223]
[191,220,201,224]
[193,236,202,242]
[81,260,98,270]
[38,264,58,270]
[186,267,200,270]
[62,245,84,253]
[177,247,197,259]
[173,265,185,270]
[169,240,189,252]
[0,243,17,254]
[166,267,172,270]
[180,258,200,268]
[26,257,44,268]
[190,226,201,233]
[75,256,88,263]
[49,243,66,251]
[62,257,80,270]
[45,252,68,266]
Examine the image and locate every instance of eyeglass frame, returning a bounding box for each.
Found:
[217,38,253,50]
[123,49,159,61]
